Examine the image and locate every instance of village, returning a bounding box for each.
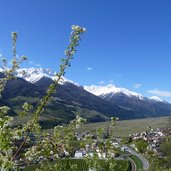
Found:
[11,125,171,171]
[73,127,170,159]
[129,127,170,155]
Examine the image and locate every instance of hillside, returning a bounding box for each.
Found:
[0,73,133,128]
[0,68,171,129]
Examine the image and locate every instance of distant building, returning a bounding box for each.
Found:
[74,151,83,158]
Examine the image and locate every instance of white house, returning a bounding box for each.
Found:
[74,151,83,158]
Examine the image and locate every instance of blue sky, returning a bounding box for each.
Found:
[0,0,171,102]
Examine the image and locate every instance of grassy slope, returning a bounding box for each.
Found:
[77,116,170,137]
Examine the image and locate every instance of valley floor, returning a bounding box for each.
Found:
[77,116,170,137]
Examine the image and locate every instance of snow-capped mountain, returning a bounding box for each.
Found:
[84,84,168,106]
[16,67,77,85]
[84,84,144,100]
[0,67,166,103]
[84,84,171,119]
[84,84,167,103]
[0,67,80,86]
[16,67,56,83]
[1,67,171,122]
[149,96,165,103]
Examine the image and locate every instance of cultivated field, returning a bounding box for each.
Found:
[77,116,170,137]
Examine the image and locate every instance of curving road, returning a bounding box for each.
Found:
[128,157,137,171]
[122,145,149,171]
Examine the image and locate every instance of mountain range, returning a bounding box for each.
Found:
[0,67,171,128]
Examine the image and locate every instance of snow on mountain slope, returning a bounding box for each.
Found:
[16,68,57,83]
[84,84,144,100]
[16,68,80,86]
[84,84,168,103]
[0,67,80,86]
[149,96,164,102]
[0,67,167,103]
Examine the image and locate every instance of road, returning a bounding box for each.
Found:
[122,145,149,171]
[128,157,137,171]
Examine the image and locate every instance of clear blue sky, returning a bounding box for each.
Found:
[0,0,171,102]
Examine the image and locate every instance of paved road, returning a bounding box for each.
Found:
[128,157,137,171]
[122,145,149,171]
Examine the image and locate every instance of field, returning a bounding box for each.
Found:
[77,116,170,137]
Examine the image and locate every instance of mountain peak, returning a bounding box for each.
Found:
[149,96,164,102]
[0,67,80,86]
[16,67,80,86]
[16,67,58,83]
[84,84,144,100]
